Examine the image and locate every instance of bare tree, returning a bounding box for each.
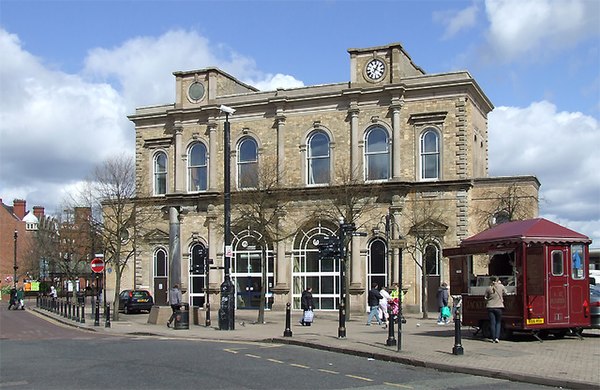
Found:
[80,154,156,321]
[404,197,449,319]
[473,182,539,229]
[232,156,292,324]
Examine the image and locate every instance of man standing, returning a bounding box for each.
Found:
[366,284,383,326]
[167,284,182,328]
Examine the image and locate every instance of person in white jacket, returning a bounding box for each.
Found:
[379,286,392,328]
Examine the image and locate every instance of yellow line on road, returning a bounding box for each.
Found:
[318,369,339,375]
[290,363,310,369]
[345,374,373,382]
[383,382,413,389]
[267,359,285,364]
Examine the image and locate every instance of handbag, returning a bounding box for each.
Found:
[303,310,314,323]
[441,305,451,319]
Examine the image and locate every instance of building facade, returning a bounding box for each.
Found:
[125,43,539,313]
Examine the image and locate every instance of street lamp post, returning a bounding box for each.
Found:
[13,230,18,288]
[219,104,236,331]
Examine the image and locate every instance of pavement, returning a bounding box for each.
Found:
[28,301,600,390]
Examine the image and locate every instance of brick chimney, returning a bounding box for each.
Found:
[13,199,26,220]
[33,206,45,219]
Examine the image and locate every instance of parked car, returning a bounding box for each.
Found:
[590,284,600,329]
[118,290,154,314]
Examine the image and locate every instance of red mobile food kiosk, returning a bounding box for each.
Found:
[444,218,591,340]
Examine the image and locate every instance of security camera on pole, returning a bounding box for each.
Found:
[218,104,236,331]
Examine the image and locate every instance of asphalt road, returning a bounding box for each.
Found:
[0,306,558,390]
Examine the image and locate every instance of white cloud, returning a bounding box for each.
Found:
[1,28,303,215]
[483,0,599,63]
[0,28,131,213]
[83,29,303,109]
[433,3,479,40]
[489,101,600,245]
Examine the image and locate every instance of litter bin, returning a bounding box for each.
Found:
[174,303,189,330]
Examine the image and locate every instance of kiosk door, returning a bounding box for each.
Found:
[547,246,569,324]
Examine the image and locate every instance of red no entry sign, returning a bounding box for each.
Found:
[91,257,105,273]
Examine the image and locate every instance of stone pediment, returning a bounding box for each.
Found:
[144,228,169,244]
[410,219,448,236]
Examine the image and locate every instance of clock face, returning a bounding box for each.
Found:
[365,59,385,81]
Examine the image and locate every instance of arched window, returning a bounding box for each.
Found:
[153,152,167,195]
[364,126,390,181]
[307,131,330,185]
[188,143,208,192]
[154,248,168,277]
[420,129,440,180]
[237,137,259,189]
[291,224,338,310]
[368,238,387,289]
[424,243,440,276]
[189,243,207,307]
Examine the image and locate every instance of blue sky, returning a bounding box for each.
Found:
[1,0,599,246]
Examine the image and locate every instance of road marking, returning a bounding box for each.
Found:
[383,382,413,389]
[245,354,261,359]
[224,348,240,354]
[0,381,29,387]
[267,358,285,364]
[318,369,339,375]
[290,363,310,369]
[345,374,373,382]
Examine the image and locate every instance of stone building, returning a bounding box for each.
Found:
[125,43,539,314]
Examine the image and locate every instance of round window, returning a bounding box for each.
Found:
[188,82,205,102]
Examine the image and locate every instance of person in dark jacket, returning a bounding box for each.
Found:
[8,287,17,310]
[436,282,449,324]
[366,284,383,325]
[300,287,314,326]
[166,284,183,328]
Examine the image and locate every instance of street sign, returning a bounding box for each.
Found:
[90,257,105,274]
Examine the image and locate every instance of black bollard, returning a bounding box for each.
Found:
[283,302,292,337]
[205,301,211,327]
[452,296,464,355]
[94,297,100,326]
[105,303,111,328]
[76,304,80,322]
[80,302,85,324]
[386,306,397,346]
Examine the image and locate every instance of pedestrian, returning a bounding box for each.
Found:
[166,284,182,328]
[379,286,391,328]
[366,283,383,325]
[16,287,25,310]
[8,286,17,310]
[300,287,314,326]
[484,275,507,343]
[436,282,449,325]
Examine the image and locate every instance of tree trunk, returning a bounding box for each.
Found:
[112,267,122,321]
[256,248,267,324]
[421,273,428,319]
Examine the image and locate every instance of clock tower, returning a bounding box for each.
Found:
[348,42,425,87]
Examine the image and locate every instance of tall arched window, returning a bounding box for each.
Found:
[153,152,167,195]
[307,131,330,185]
[154,248,168,278]
[365,126,390,181]
[189,243,207,307]
[153,247,168,306]
[291,224,338,310]
[237,137,259,189]
[420,128,440,180]
[188,143,208,192]
[424,243,440,275]
[368,238,387,290]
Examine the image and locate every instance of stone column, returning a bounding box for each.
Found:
[174,123,184,193]
[208,122,218,191]
[169,207,181,289]
[391,100,403,180]
[349,235,362,290]
[349,107,360,181]
[275,115,286,185]
[206,204,219,291]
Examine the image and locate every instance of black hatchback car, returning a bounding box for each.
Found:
[118,290,154,314]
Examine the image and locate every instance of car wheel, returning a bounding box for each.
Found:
[124,305,130,314]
